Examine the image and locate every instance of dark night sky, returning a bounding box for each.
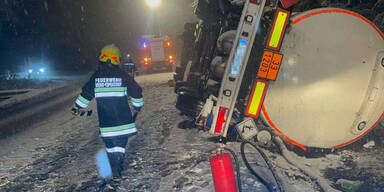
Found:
[0,0,197,74]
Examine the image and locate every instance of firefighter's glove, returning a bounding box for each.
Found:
[71,104,80,116]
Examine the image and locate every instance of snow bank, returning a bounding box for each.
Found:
[0,75,89,110]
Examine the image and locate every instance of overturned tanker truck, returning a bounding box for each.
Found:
[174,0,384,151]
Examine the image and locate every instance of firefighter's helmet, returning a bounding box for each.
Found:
[99,44,121,65]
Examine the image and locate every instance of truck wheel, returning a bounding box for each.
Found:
[176,92,204,119]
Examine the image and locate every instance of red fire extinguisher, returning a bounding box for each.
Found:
[210,153,237,192]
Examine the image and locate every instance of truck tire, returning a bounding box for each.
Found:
[176,88,204,119]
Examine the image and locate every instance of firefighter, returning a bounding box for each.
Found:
[123,54,137,78]
[71,44,144,178]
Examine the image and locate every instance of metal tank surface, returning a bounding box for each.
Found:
[261,8,384,148]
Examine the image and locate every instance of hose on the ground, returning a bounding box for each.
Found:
[222,147,242,192]
[273,136,340,192]
[240,140,284,192]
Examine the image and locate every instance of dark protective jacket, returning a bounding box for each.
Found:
[74,63,144,138]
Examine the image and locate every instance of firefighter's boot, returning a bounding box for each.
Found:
[114,153,125,177]
[107,152,123,178]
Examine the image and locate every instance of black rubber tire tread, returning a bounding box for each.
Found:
[176,93,204,118]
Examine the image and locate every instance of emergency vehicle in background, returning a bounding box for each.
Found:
[140,35,174,72]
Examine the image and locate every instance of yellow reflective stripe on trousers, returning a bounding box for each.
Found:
[100,123,137,137]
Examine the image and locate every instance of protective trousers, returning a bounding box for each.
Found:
[102,134,134,178]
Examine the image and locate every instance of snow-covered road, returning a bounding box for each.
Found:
[0,73,383,192]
